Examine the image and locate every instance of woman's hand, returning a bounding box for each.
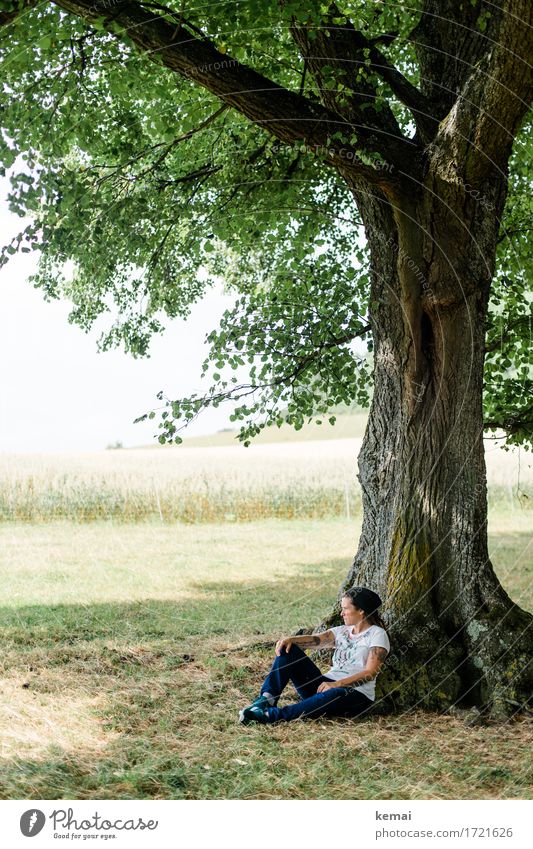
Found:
[275,637,293,656]
[316,681,339,693]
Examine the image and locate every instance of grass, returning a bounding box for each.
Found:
[0,513,531,800]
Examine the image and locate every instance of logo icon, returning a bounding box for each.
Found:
[20,810,46,837]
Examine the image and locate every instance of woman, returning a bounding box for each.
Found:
[239,587,389,725]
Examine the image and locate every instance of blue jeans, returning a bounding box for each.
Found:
[260,644,373,723]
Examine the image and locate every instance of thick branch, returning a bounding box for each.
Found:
[288,3,437,145]
[288,15,401,141]
[430,0,533,183]
[365,46,438,142]
[50,0,395,189]
[411,0,503,113]
[468,0,533,177]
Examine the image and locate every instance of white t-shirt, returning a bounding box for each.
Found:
[325,624,390,701]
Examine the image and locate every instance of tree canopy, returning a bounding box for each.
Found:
[0,0,531,446]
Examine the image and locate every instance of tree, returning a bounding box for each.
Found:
[1,0,531,718]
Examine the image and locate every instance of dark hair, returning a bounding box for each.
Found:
[342,588,388,632]
[363,609,388,630]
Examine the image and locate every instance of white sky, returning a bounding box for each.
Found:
[0,178,233,452]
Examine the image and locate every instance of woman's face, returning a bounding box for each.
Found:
[341,596,363,626]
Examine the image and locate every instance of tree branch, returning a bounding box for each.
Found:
[50,0,396,190]
[288,3,437,144]
[365,46,439,142]
[155,163,222,189]
[484,411,533,435]
[136,103,228,179]
[430,0,533,183]
[410,0,502,114]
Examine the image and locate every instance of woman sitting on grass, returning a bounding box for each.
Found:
[239,587,389,725]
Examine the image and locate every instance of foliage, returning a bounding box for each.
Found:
[152,244,372,444]
[0,0,531,446]
[485,132,533,448]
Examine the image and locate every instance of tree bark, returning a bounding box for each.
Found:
[325,165,533,719]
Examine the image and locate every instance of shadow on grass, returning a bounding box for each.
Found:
[1,551,531,801]
[0,558,349,800]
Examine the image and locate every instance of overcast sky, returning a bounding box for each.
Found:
[0,177,233,452]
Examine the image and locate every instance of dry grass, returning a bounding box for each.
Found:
[0,674,117,761]
[0,514,531,799]
[1,642,531,800]
[2,637,531,800]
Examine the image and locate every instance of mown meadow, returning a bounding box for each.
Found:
[0,418,531,799]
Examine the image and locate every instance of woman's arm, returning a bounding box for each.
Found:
[275,630,336,656]
[317,646,388,691]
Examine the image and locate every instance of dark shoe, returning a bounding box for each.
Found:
[252,693,277,708]
[239,704,271,725]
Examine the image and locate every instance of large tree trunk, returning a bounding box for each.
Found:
[327,168,533,719]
